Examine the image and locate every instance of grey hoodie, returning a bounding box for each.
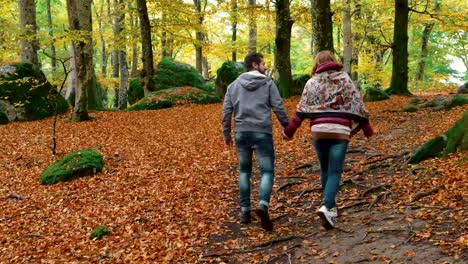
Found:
[222,71,289,141]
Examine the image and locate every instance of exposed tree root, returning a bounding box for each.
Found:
[411,185,445,202]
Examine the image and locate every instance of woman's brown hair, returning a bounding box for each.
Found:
[311,50,337,75]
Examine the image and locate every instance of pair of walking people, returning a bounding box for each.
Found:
[222,51,373,231]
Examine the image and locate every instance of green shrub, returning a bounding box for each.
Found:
[154,58,205,90]
[292,74,310,95]
[90,225,110,240]
[40,149,104,185]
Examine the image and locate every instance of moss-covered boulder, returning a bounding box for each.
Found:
[40,149,104,185]
[292,74,310,95]
[215,61,245,98]
[0,111,8,124]
[457,82,468,94]
[0,63,68,121]
[127,86,220,111]
[128,78,144,105]
[154,58,205,90]
[444,94,468,110]
[363,86,390,102]
[402,105,418,112]
[409,111,468,163]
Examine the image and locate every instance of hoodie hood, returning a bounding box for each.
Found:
[237,71,270,91]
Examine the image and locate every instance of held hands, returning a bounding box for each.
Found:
[225,138,233,147]
[282,130,292,141]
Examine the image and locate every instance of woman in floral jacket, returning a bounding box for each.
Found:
[283,50,374,230]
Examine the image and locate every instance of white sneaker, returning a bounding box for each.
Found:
[329,207,338,218]
[317,206,336,230]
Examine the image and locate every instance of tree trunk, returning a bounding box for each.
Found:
[202,56,209,80]
[415,1,439,82]
[66,0,92,121]
[19,0,40,70]
[274,0,293,98]
[248,0,257,53]
[119,50,129,109]
[231,0,237,61]
[136,0,155,96]
[116,0,128,109]
[342,0,352,76]
[94,0,108,75]
[46,0,57,72]
[111,0,120,78]
[193,0,206,74]
[311,0,334,55]
[66,47,77,107]
[130,7,139,78]
[387,0,411,96]
[409,111,468,163]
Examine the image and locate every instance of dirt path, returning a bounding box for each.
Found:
[200,129,466,263]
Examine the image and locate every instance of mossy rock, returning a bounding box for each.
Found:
[457,82,468,94]
[215,61,245,98]
[90,225,110,240]
[128,78,144,105]
[154,58,205,90]
[40,149,104,185]
[127,87,220,111]
[0,63,68,121]
[444,95,468,110]
[292,74,310,95]
[363,86,390,102]
[402,105,418,112]
[0,111,8,124]
[127,97,173,111]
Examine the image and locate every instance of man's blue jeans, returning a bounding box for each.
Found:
[313,139,349,209]
[235,132,275,212]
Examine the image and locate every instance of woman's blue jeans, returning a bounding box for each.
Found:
[313,139,349,209]
[235,132,275,212]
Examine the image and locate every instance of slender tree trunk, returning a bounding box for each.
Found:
[193,0,206,73]
[46,0,56,71]
[66,0,92,121]
[311,0,334,55]
[274,0,293,98]
[342,0,352,76]
[131,14,139,78]
[202,56,209,80]
[117,0,128,109]
[111,0,119,79]
[231,0,237,61]
[387,0,411,95]
[415,1,440,82]
[136,0,155,96]
[66,47,77,106]
[248,0,257,53]
[19,0,40,70]
[94,0,108,75]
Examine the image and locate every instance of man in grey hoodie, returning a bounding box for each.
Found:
[222,52,289,231]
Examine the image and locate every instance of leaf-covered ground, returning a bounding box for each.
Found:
[0,93,466,263]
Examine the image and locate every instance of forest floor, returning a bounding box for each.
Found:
[0,92,466,263]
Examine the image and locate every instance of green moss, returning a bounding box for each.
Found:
[40,149,104,185]
[128,78,144,105]
[363,86,390,102]
[215,61,245,97]
[402,105,418,112]
[154,58,205,90]
[292,74,310,95]
[0,111,8,124]
[90,225,110,240]
[0,63,68,120]
[127,97,173,111]
[445,95,468,110]
[408,135,446,164]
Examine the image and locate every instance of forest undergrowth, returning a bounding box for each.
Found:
[0,93,466,263]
